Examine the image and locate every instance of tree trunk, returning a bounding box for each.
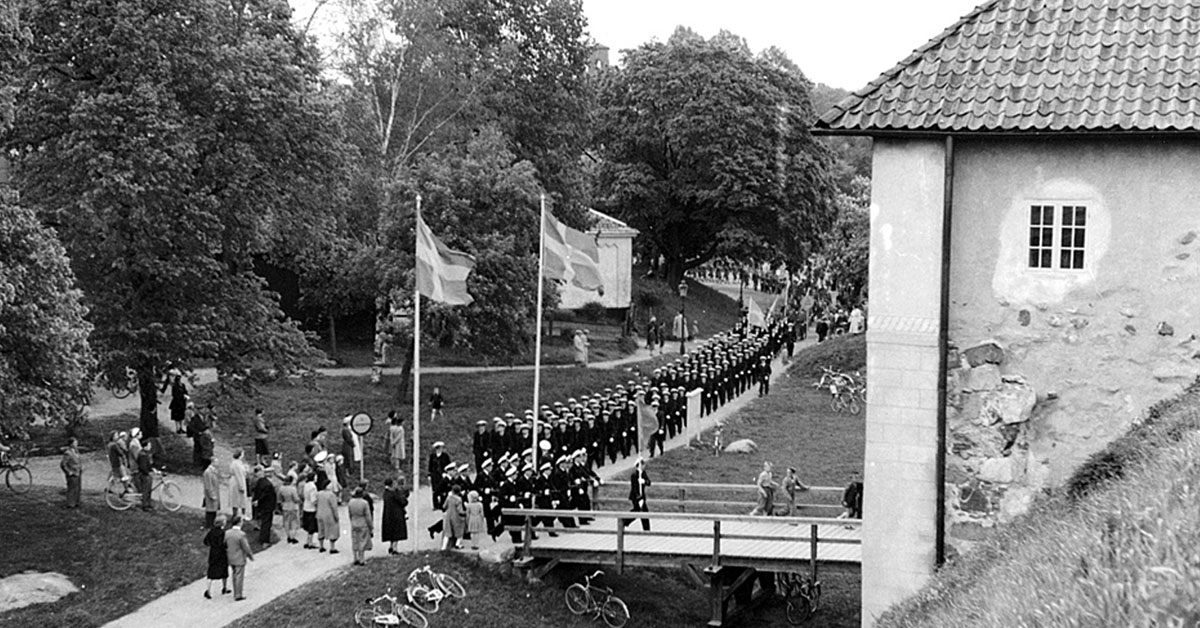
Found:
[137,366,160,442]
[395,341,415,404]
[662,255,685,286]
[328,311,338,361]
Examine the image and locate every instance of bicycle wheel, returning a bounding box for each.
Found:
[398,605,428,628]
[434,573,466,599]
[601,597,630,628]
[354,606,381,627]
[564,583,591,615]
[407,588,439,615]
[159,480,182,511]
[847,397,861,415]
[785,595,811,625]
[5,465,32,494]
[105,476,133,511]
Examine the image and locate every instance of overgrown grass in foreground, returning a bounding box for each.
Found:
[226,551,860,628]
[0,487,211,628]
[879,382,1200,628]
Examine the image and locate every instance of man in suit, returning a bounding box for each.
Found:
[843,471,864,519]
[60,437,82,508]
[224,515,255,601]
[135,439,154,511]
[621,457,651,531]
[203,458,222,528]
[251,465,277,545]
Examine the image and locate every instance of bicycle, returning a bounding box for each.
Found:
[779,572,822,625]
[354,588,428,628]
[564,569,629,628]
[104,469,182,511]
[405,565,466,614]
[1,446,32,494]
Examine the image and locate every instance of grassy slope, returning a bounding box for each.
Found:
[879,383,1200,628]
[653,334,866,487]
[0,488,216,628]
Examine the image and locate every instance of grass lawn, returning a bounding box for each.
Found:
[652,335,867,488]
[0,487,219,628]
[227,550,860,628]
[204,368,646,489]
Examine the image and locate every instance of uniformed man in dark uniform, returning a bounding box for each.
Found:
[550,455,576,529]
[427,441,450,509]
[534,462,557,536]
[472,420,490,470]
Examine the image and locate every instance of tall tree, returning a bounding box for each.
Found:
[595,29,837,282]
[6,0,344,438]
[821,175,870,302]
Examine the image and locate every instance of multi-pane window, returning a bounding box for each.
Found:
[1028,204,1086,270]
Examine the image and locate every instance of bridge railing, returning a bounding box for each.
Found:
[502,507,861,578]
[591,481,846,516]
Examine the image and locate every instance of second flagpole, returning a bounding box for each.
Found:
[531,193,548,473]
[411,194,423,553]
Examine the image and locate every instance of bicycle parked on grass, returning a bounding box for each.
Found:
[404,564,466,614]
[812,366,865,415]
[564,569,629,628]
[779,572,822,625]
[1,445,33,494]
[104,469,182,511]
[354,588,428,628]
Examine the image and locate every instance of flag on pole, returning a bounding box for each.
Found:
[542,210,604,292]
[415,216,476,305]
[767,295,780,319]
[636,396,659,452]
[747,297,766,328]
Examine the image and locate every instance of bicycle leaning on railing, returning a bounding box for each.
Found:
[779,571,822,625]
[104,469,182,511]
[1,445,33,494]
[564,569,629,628]
[354,588,428,628]
[404,564,466,614]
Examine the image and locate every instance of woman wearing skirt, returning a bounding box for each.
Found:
[348,487,373,566]
[202,516,229,599]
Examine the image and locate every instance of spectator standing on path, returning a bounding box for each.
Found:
[278,475,300,544]
[816,316,830,342]
[229,450,250,519]
[107,431,128,483]
[382,478,409,554]
[224,515,254,601]
[60,437,81,509]
[348,487,373,566]
[387,412,406,472]
[252,409,270,467]
[429,387,445,422]
[193,422,214,470]
[750,461,778,516]
[466,490,485,550]
[849,305,865,334]
[164,371,189,435]
[136,437,154,512]
[251,465,277,545]
[646,316,660,355]
[340,416,356,472]
[203,458,222,527]
[843,472,864,519]
[440,484,466,551]
[301,473,319,549]
[621,457,652,531]
[203,516,229,599]
[315,479,341,554]
[573,330,588,367]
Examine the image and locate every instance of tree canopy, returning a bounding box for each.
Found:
[5,0,346,435]
[594,29,837,282]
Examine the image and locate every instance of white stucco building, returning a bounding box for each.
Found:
[558,209,639,310]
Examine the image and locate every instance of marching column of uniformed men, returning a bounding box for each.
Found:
[425,317,793,542]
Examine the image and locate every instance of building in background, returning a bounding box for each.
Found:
[558,209,638,310]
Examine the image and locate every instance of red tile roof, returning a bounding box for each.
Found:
[818,0,1200,134]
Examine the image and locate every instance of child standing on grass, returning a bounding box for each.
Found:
[429,387,445,421]
[466,490,485,550]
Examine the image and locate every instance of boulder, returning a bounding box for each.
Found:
[964,364,1002,392]
[0,572,78,613]
[963,342,1005,367]
[980,380,1037,425]
[998,486,1035,523]
[724,439,758,454]
[978,455,1023,484]
[949,423,1008,459]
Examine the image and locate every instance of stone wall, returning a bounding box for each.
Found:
[943,137,1200,551]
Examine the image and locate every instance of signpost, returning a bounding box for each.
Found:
[349,412,372,481]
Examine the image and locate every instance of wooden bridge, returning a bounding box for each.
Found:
[503,483,861,626]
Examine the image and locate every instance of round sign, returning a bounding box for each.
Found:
[349,412,373,436]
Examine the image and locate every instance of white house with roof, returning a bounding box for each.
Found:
[558,209,639,310]
[817,0,1200,623]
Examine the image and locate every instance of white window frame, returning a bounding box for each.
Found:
[1027,202,1087,271]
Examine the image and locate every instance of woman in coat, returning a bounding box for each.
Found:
[315,479,341,553]
[441,485,466,551]
[228,450,251,518]
[347,487,373,566]
[202,516,229,599]
[381,478,409,554]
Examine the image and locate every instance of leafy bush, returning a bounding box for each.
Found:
[576,301,609,322]
[616,335,639,354]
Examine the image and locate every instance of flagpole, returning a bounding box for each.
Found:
[411,194,423,553]
[532,194,548,473]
